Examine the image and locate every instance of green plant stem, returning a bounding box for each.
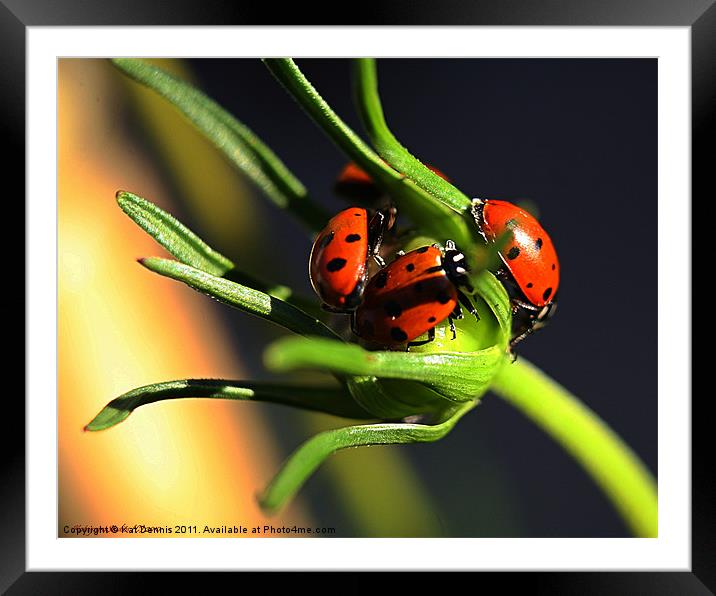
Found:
[353,58,472,213]
[263,58,471,246]
[259,400,477,512]
[262,59,402,190]
[491,358,658,538]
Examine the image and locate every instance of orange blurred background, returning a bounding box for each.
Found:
[57,58,310,536]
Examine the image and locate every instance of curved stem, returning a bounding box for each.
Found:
[259,400,477,512]
[263,58,471,246]
[491,358,658,537]
[353,58,472,213]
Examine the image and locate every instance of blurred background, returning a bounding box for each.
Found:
[58,58,656,537]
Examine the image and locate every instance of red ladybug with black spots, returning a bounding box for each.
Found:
[309,206,396,312]
[334,161,451,204]
[352,240,478,348]
[471,198,559,347]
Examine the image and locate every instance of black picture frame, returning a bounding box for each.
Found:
[7,0,705,591]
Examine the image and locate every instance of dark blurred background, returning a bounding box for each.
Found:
[130,58,658,537]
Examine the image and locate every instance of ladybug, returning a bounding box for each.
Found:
[334,163,384,203]
[309,206,396,312]
[471,198,559,347]
[334,162,450,203]
[352,241,478,347]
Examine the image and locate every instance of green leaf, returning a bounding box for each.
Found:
[221,269,323,318]
[265,336,507,402]
[353,58,472,213]
[117,190,234,276]
[469,270,512,349]
[117,190,320,315]
[346,376,459,420]
[492,358,658,538]
[139,257,339,339]
[111,58,329,232]
[263,58,471,246]
[85,379,371,431]
[259,400,476,512]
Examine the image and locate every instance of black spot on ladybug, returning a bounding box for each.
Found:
[425,265,443,274]
[417,246,429,253]
[345,233,361,243]
[390,327,408,342]
[374,270,388,288]
[526,282,533,288]
[406,263,415,272]
[428,316,436,323]
[543,287,553,301]
[326,258,347,272]
[536,238,543,250]
[414,282,424,293]
[319,231,334,249]
[436,290,451,305]
[507,246,520,260]
[384,300,403,318]
[552,263,556,270]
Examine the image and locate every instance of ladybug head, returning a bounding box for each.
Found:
[377,204,398,233]
[442,240,471,288]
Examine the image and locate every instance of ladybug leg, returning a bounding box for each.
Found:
[367,210,386,244]
[509,327,534,349]
[457,289,480,322]
[447,303,463,340]
[450,302,464,320]
[407,326,436,348]
[367,209,393,267]
[349,312,359,337]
